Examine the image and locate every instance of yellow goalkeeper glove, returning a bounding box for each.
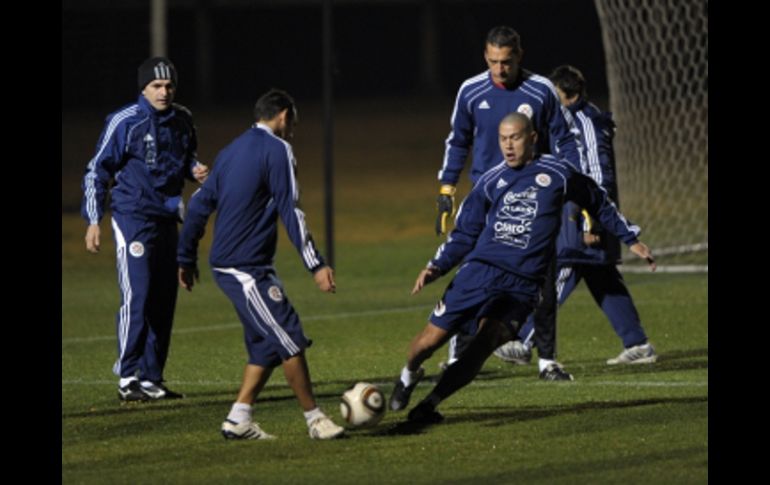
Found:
[436,185,457,235]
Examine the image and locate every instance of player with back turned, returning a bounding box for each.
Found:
[434,26,584,380]
[177,89,345,440]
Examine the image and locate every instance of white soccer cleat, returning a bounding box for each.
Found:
[221,419,276,440]
[607,343,658,365]
[493,340,532,365]
[308,416,345,440]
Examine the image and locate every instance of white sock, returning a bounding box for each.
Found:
[303,407,325,426]
[227,403,252,424]
[400,366,422,387]
[119,377,137,388]
[538,358,555,373]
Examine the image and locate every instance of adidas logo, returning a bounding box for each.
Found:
[479,100,491,109]
[496,178,507,189]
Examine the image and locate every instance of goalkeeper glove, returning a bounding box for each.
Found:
[436,185,456,235]
[581,209,601,246]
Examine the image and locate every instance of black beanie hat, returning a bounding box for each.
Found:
[138,57,178,91]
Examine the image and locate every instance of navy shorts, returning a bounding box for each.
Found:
[213,266,311,368]
[429,261,539,335]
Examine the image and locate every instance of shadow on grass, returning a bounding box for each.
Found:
[369,395,707,437]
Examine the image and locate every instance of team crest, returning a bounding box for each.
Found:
[517,103,533,119]
[267,286,283,302]
[433,299,446,317]
[128,241,145,258]
[535,173,552,187]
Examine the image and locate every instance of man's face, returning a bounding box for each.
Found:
[142,79,175,111]
[499,119,536,168]
[485,44,522,86]
[275,108,297,140]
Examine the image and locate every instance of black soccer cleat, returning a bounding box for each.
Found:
[407,400,444,424]
[118,380,150,402]
[538,362,574,381]
[389,368,424,411]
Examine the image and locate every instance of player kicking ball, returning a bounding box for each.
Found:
[389,112,656,424]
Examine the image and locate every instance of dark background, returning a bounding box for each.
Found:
[62,0,608,111]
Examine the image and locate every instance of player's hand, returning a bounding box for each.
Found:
[629,242,656,272]
[412,265,442,295]
[178,265,199,291]
[192,162,209,183]
[583,232,601,246]
[436,185,456,235]
[314,266,336,293]
[85,224,101,253]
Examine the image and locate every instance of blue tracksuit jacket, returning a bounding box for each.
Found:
[438,70,583,185]
[430,155,640,289]
[178,123,324,272]
[81,95,199,224]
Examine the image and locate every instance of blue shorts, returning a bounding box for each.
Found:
[429,261,539,335]
[213,265,311,368]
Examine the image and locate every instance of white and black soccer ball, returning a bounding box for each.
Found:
[339,382,385,428]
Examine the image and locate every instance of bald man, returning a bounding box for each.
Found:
[390,113,656,424]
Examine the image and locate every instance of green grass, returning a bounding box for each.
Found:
[63,215,707,484]
[63,103,706,484]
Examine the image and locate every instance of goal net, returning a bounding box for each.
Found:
[593,0,708,271]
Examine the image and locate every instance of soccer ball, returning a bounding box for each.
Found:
[339,382,386,427]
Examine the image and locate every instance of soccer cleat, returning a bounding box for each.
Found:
[607,343,658,365]
[493,339,533,365]
[389,367,425,411]
[407,401,444,424]
[140,381,184,400]
[221,419,276,440]
[539,362,574,381]
[308,416,345,440]
[118,380,150,402]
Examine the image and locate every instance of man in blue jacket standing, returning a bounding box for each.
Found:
[390,113,656,423]
[435,25,584,380]
[178,89,345,441]
[502,65,657,365]
[81,56,208,402]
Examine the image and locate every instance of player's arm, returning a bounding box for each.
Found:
[177,183,218,290]
[567,171,654,270]
[545,84,584,172]
[81,116,128,253]
[435,87,474,235]
[580,114,617,246]
[427,184,488,275]
[268,144,328,277]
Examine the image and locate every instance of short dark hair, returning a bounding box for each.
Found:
[485,26,522,53]
[253,88,297,123]
[549,65,587,100]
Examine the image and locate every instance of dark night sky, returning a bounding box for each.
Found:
[62,0,608,110]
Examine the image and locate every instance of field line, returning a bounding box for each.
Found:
[62,378,707,388]
[62,304,434,344]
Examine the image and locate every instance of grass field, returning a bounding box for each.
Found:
[62,101,707,483]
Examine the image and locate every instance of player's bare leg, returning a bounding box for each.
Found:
[281,352,316,411]
[282,352,344,439]
[408,317,513,423]
[407,323,452,371]
[222,364,277,440]
[390,323,452,411]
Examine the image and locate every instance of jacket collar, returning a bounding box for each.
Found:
[138,94,176,123]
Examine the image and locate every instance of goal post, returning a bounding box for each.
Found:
[593,0,708,271]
